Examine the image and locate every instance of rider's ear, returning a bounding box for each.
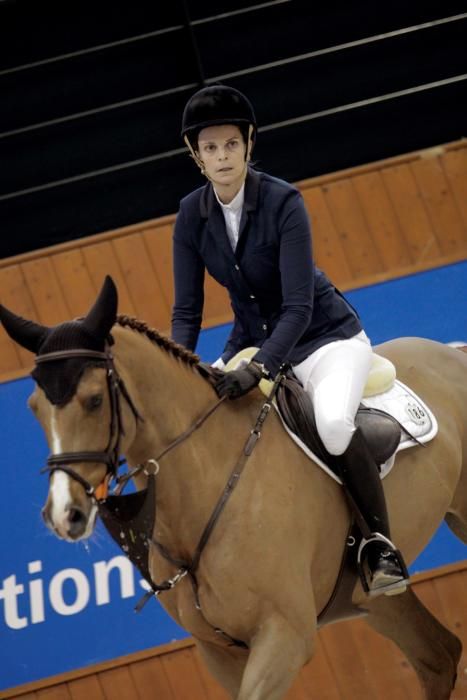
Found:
[82,275,118,342]
[0,305,49,353]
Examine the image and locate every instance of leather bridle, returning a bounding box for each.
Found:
[38,345,142,499]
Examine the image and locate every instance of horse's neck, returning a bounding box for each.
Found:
[113,325,214,467]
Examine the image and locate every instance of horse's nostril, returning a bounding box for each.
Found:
[68,507,85,525]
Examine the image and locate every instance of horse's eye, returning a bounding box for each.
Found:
[86,394,103,411]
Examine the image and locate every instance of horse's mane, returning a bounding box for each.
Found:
[116,315,201,369]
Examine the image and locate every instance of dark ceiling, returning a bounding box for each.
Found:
[1,0,466,258]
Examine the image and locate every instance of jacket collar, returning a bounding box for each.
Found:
[200,167,260,219]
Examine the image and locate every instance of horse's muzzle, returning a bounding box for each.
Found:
[42,501,91,541]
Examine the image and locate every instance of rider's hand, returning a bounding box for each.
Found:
[215,362,263,399]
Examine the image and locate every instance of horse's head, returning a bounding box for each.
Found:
[0,276,139,541]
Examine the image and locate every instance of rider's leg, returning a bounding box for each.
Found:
[293,331,408,593]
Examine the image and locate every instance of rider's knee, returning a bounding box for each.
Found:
[316,415,355,456]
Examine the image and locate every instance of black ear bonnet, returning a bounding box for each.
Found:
[31,321,111,406]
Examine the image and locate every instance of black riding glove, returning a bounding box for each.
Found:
[215,362,264,399]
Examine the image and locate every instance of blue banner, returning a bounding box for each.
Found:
[1,261,466,691]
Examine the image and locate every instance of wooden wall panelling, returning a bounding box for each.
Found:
[380,163,442,263]
[296,638,343,700]
[301,186,353,288]
[129,655,174,700]
[321,179,384,280]
[318,622,382,699]
[284,675,312,700]
[0,281,24,375]
[432,571,467,698]
[36,687,71,699]
[442,147,467,228]
[192,650,230,700]
[350,618,416,699]
[410,156,467,256]
[142,224,175,324]
[0,265,38,371]
[352,170,413,271]
[112,234,171,332]
[20,258,71,326]
[51,249,98,318]
[82,241,137,318]
[160,647,210,699]
[97,665,138,700]
[67,675,105,700]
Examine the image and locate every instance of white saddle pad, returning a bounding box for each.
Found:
[275,380,438,484]
[362,380,438,451]
[225,347,438,483]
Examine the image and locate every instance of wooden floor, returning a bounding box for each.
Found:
[5,565,467,700]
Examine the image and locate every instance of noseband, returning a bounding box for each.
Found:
[38,345,142,499]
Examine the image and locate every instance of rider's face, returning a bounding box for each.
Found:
[197,124,247,198]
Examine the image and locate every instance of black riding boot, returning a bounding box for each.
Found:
[336,427,409,595]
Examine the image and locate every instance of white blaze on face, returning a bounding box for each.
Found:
[51,410,62,453]
[48,408,97,540]
[49,409,71,528]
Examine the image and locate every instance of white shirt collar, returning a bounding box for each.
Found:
[214,183,245,212]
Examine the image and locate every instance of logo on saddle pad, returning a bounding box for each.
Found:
[405,402,427,426]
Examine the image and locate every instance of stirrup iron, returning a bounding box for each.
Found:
[357,532,409,597]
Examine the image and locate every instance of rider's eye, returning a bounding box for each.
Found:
[86,394,103,411]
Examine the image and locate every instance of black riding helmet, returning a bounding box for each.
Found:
[181,85,256,150]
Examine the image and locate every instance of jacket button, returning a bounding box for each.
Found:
[235,264,240,270]
[250,294,256,299]
[262,323,267,330]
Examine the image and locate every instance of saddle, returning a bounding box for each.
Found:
[276,373,401,476]
[220,348,402,476]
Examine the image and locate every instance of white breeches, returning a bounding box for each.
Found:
[293,330,372,456]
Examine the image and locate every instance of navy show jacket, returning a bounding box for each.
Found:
[171,168,362,376]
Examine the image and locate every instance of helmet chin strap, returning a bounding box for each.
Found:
[183,124,254,187]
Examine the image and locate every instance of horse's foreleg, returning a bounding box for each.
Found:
[235,613,315,700]
[364,587,462,699]
[195,639,248,699]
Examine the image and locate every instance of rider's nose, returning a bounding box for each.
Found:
[66,506,87,538]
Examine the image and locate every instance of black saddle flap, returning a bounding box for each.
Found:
[276,373,401,475]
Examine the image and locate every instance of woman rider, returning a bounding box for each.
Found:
[171,84,408,595]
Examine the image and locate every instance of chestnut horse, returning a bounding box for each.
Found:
[1,277,466,700]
